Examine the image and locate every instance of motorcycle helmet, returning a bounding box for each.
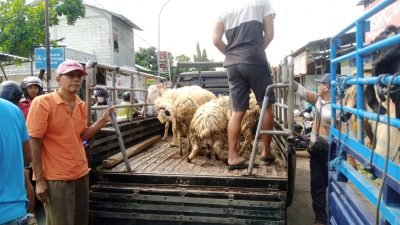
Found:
[21,76,43,99]
[122,91,130,101]
[293,123,303,134]
[0,80,23,105]
[93,88,109,105]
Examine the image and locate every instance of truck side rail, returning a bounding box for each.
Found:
[83,61,167,167]
[85,60,167,126]
[329,0,400,224]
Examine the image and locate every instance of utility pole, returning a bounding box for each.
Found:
[45,0,51,89]
[157,0,172,79]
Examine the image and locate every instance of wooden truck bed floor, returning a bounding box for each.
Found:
[95,137,287,179]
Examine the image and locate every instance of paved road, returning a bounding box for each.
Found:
[288,151,315,225]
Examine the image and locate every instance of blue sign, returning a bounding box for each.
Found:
[35,48,65,69]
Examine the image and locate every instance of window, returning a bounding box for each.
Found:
[113,34,119,53]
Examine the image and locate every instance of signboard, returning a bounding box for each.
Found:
[365,0,400,44]
[35,48,65,69]
[159,51,169,72]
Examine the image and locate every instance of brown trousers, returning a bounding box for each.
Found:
[44,175,89,225]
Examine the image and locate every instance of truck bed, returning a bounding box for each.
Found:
[95,137,287,179]
[89,118,289,225]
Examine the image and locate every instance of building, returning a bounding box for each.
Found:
[51,4,142,67]
[2,3,142,88]
[290,33,356,109]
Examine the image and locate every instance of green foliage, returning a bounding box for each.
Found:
[192,42,214,71]
[135,47,158,71]
[0,0,85,58]
[176,54,191,63]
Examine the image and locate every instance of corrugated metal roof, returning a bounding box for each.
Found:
[0,52,30,63]
[291,32,355,57]
[86,4,143,31]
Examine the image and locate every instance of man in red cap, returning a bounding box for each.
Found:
[27,60,113,225]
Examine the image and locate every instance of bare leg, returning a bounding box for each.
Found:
[227,111,246,165]
[261,105,274,158]
[24,169,36,215]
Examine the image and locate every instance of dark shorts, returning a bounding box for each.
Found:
[227,64,275,111]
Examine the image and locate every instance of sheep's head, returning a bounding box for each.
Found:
[156,104,173,124]
[147,84,166,104]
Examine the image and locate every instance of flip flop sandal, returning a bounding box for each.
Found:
[260,156,275,164]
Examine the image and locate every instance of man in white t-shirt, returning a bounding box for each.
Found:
[213,0,276,169]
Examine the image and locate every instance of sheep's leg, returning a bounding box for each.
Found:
[187,133,192,153]
[162,121,170,141]
[178,132,183,156]
[170,119,178,147]
[187,138,200,162]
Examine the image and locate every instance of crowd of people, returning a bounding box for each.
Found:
[0,60,113,225]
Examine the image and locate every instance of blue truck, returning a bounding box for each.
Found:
[328,0,400,224]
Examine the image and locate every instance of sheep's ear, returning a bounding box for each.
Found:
[366,85,387,115]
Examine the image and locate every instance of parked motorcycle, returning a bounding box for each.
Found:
[293,106,314,151]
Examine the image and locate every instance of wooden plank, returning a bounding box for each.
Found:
[101,136,287,179]
[102,136,161,169]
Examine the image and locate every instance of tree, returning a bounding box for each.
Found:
[176,54,191,63]
[175,54,191,73]
[135,47,158,72]
[192,42,214,71]
[0,0,85,58]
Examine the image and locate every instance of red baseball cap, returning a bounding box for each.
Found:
[57,60,88,76]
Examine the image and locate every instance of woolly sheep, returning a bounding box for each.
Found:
[153,85,204,141]
[187,96,230,162]
[172,88,216,156]
[187,94,260,162]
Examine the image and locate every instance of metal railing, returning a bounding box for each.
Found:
[84,61,167,126]
[329,0,400,224]
[248,56,295,175]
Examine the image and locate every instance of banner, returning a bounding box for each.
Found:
[35,48,65,69]
[159,51,169,72]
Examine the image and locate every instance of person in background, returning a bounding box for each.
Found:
[19,77,43,119]
[294,73,331,225]
[117,91,139,121]
[27,60,114,225]
[213,0,276,169]
[0,82,32,225]
[18,77,43,225]
[92,88,109,122]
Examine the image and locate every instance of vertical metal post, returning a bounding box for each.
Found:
[45,0,51,89]
[355,21,365,144]
[30,53,34,76]
[287,56,294,132]
[157,0,172,79]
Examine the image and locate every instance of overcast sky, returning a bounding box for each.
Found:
[83,0,364,66]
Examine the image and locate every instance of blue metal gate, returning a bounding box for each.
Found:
[329,0,400,224]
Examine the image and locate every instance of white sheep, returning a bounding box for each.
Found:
[187,96,230,162]
[187,94,260,162]
[153,85,204,141]
[172,88,217,156]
